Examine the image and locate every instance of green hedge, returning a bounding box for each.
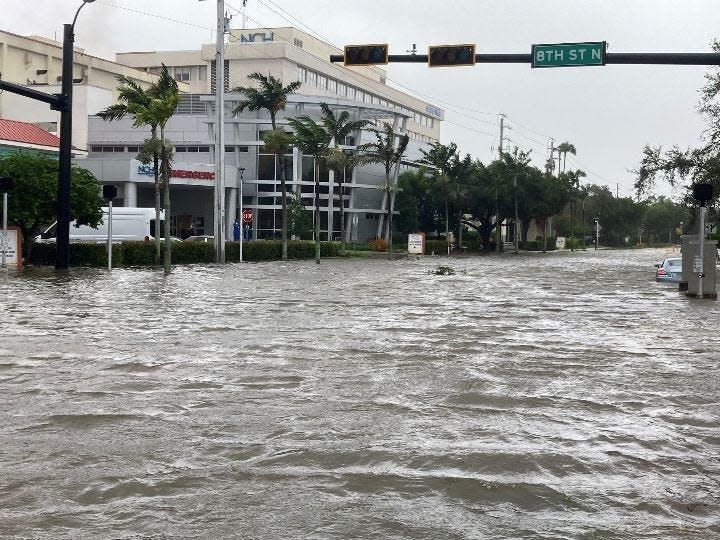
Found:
[520,237,557,251]
[28,240,341,267]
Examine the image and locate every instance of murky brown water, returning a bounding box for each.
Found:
[1,248,719,539]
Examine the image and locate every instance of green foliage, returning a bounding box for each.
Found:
[232,72,302,128]
[0,153,104,255]
[520,237,557,251]
[426,239,450,254]
[28,240,340,267]
[120,241,157,265]
[286,193,313,240]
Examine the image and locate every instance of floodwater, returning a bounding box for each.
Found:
[1,248,719,539]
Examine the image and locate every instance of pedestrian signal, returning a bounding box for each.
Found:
[344,44,389,66]
[428,44,476,67]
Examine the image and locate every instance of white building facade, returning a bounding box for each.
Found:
[82,28,444,242]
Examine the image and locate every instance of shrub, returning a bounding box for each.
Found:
[121,241,155,266]
[368,238,388,252]
[27,239,343,267]
[426,239,450,255]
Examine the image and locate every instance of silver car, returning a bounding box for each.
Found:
[655,257,682,283]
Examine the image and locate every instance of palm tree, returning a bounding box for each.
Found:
[556,142,577,173]
[262,128,293,260]
[232,73,301,255]
[97,75,163,264]
[420,142,458,248]
[133,66,180,274]
[364,122,410,255]
[287,115,331,264]
[232,73,301,128]
[320,104,370,253]
[325,146,374,254]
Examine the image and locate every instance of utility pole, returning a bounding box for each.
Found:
[496,114,504,254]
[214,0,228,263]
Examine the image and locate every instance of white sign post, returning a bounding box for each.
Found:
[408,233,425,255]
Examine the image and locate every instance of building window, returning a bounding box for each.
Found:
[347,87,356,100]
[238,146,249,152]
[337,82,347,97]
[198,66,207,81]
[225,145,235,153]
[174,66,191,82]
[308,71,317,86]
[318,75,327,89]
[365,213,378,220]
[328,79,337,93]
[127,146,140,153]
[258,155,275,180]
[297,65,307,83]
[294,38,304,48]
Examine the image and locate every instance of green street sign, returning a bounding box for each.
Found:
[531,42,606,68]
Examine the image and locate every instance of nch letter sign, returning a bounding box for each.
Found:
[532,42,606,68]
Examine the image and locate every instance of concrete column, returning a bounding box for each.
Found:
[124,182,137,207]
[226,187,238,236]
[327,169,334,241]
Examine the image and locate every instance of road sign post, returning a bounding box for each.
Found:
[532,42,606,68]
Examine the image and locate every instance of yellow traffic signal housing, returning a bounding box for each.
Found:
[344,44,389,66]
[428,44,476,67]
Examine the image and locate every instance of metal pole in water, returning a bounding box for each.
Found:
[2,191,7,268]
[107,200,113,271]
[697,203,705,299]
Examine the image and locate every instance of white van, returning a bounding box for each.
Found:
[36,207,164,243]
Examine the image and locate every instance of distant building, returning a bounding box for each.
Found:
[0,29,187,151]
[0,117,66,157]
[2,27,445,243]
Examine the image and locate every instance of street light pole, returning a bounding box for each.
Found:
[56,0,96,269]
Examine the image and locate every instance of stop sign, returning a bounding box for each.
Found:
[242,209,253,224]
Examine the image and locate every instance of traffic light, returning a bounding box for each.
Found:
[428,44,476,67]
[344,44,389,66]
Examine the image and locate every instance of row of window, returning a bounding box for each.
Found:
[296,65,436,129]
[90,145,250,154]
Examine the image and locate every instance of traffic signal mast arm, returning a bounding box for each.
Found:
[330,52,720,66]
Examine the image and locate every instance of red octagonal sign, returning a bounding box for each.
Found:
[242,209,253,224]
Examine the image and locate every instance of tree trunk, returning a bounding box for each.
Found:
[314,159,320,265]
[161,128,171,275]
[279,153,287,261]
[152,126,160,265]
[385,169,392,257]
[521,217,531,243]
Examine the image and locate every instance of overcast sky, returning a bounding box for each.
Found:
[4,0,719,198]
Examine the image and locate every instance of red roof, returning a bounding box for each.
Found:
[0,118,61,149]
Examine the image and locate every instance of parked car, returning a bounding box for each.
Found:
[183,235,214,243]
[655,257,682,283]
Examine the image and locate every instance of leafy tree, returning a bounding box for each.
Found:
[635,39,720,229]
[286,192,312,240]
[363,122,409,253]
[233,73,302,258]
[395,168,437,236]
[643,196,689,243]
[0,153,103,258]
[420,142,458,242]
[287,114,331,264]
